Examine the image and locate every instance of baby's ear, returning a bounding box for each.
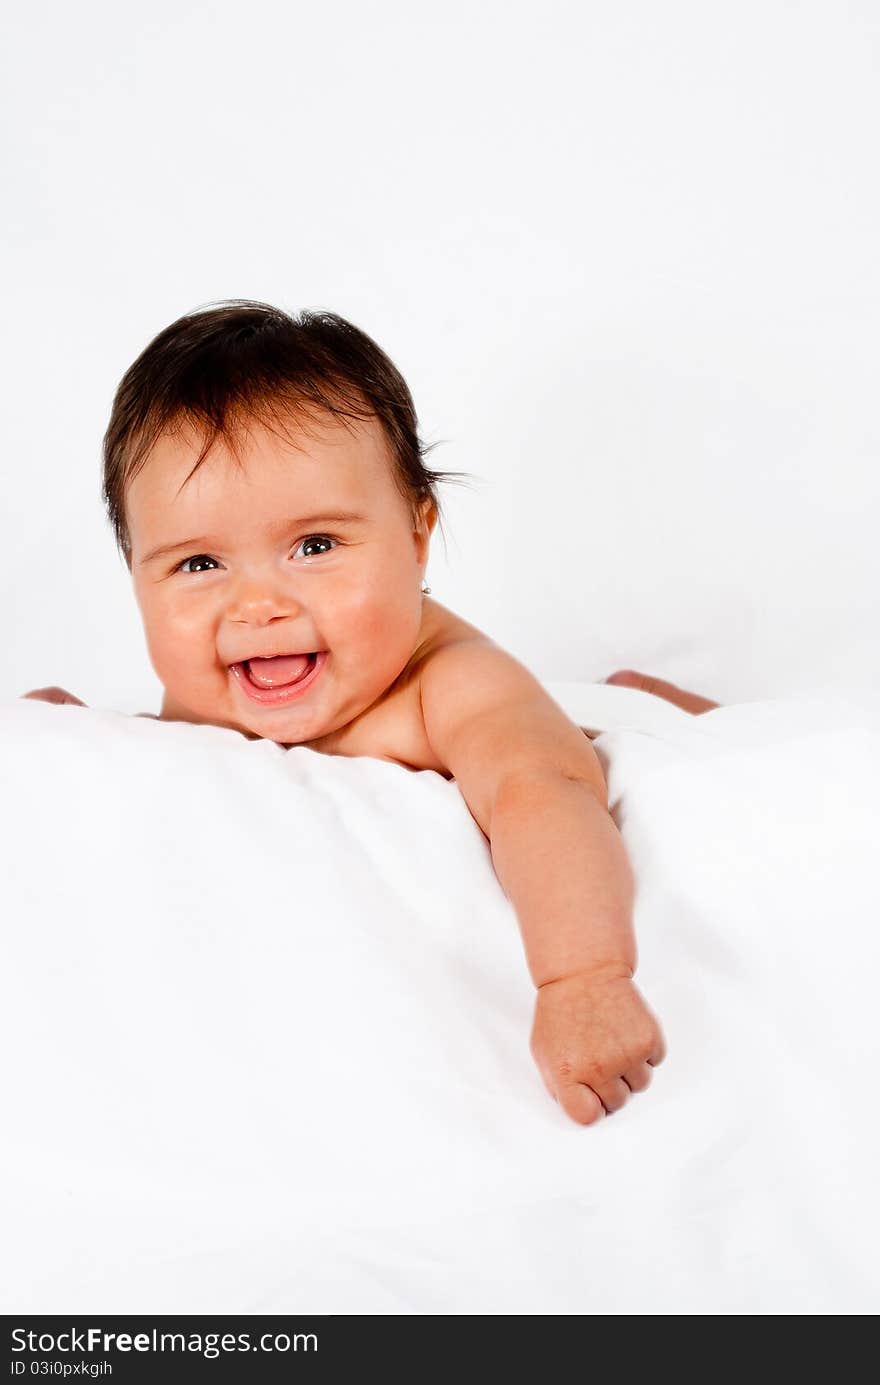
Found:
[411,500,437,564]
[416,497,438,536]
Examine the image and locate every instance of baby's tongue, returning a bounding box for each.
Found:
[247,653,311,688]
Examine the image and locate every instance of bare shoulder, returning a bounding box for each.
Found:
[418,621,596,772]
[417,613,608,830]
[415,599,493,662]
[308,600,597,790]
[309,599,484,776]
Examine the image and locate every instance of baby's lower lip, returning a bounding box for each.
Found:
[229,651,328,706]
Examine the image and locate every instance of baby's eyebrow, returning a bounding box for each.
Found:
[138,511,368,566]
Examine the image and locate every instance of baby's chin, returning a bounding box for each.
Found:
[157,686,329,747]
[157,701,260,741]
[157,687,255,738]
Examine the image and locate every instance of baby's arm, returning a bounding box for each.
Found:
[420,640,665,1126]
[605,669,720,713]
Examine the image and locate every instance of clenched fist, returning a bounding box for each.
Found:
[530,968,666,1126]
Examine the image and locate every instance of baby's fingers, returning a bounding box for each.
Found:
[592,1076,631,1115]
[535,1054,603,1125]
[647,1026,667,1068]
[21,686,86,706]
[564,1071,643,1123]
[622,1061,654,1094]
[557,1081,605,1126]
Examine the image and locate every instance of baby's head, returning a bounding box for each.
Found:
[102,300,466,743]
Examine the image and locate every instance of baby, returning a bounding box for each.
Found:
[22,301,717,1127]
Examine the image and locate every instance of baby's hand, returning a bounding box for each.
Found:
[605,670,719,714]
[530,968,666,1126]
[20,686,87,707]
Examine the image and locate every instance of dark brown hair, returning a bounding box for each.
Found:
[101,299,473,569]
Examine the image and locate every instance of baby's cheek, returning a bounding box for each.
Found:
[149,615,206,686]
[351,601,412,664]
[351,602,389,646]
[332,593,377,655]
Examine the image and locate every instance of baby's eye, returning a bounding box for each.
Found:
[292,534,338,560]
[174,535,339,575]
[176,554,218,575]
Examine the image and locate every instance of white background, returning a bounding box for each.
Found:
[2,1,877,714]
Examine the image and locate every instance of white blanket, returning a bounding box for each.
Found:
[1,684,878,1315]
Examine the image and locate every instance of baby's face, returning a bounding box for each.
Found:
[127,410,434,744]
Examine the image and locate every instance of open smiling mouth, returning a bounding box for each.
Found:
[229,651,328,705]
